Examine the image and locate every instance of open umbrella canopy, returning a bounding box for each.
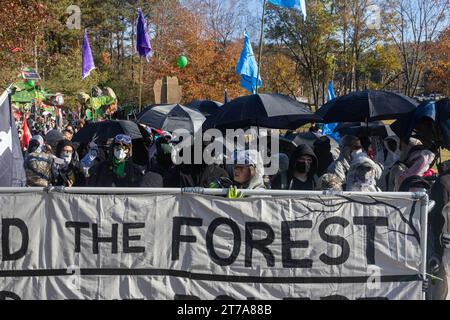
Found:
[334,121,394,138]
[186,100,222,117]
[137,104,206,133]
[202,93,322,131]
[316,90,419,123]
[391,98,450,149]
[72,120,146,145]
[285,131,339,149]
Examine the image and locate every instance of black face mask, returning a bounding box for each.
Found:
[295,161,310,174]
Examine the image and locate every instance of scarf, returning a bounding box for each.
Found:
[112,158,126,178]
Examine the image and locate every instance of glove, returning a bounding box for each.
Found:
[429,255,441,274]
[442,233,450,249]
[227,186,243,199]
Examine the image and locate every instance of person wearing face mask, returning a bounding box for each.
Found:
[88,134,163,188]
[24,135,55,187]
[345,148,383,192]
[52,140,83,187]
[273,144,318,190]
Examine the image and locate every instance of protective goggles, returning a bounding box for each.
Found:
[114,134,132,146]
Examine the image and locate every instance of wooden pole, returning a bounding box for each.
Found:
[256,0,267,94]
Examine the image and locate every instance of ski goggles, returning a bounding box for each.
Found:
[114,134,132,146]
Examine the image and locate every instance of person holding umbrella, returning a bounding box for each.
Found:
[88,134,162,188]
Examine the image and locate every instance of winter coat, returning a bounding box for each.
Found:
[395,146,436,191]
[163,164,229,188]
[272,144,319,190]
[24,152,54,187]
[345,153,383,192]
[88,160,162,188]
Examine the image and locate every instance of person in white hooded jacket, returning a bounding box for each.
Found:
[345,151,383,192]
[231,149,266,190]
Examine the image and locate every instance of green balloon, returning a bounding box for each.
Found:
[27,80,35,87]
[177,55,188,69]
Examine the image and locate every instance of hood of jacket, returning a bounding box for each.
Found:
[288,144,318,179]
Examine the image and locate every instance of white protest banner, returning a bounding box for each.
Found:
[0,191,427,300]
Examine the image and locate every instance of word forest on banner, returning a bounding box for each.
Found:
[0,192,426,300]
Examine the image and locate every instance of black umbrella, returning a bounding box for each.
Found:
[72,120,150,166]
[391,98,450,149]
[202,93,322,131]
[72,120,146,145]
[316,90,419,123]
[334,121,394,138]
[137,104,206,133]
[186,100,222,117]
[276,132,338,157]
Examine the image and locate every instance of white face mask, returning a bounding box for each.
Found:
[61,153,72,164]
[351,149,363,159]
[114,149,127,161]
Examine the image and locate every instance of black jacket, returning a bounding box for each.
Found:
[163,164,229,188]
[88,160,162,188]
[272,144,318,190]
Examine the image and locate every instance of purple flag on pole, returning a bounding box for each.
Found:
[136,8,152,59]
[82,30,95,80]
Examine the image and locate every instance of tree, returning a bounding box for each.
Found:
[383,0,449,96]
[423,26,450,95]
[333,0,389,93]
[0,1,48,89]
[266,0,337,109]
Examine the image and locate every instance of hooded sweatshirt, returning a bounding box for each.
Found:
[346,152,383,192]
[232,150,265,190]
[272,144,319,190]
[394,145,435,191]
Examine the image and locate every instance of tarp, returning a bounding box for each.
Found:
[0,192,426,300]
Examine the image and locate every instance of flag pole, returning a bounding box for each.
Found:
[139,57,143,113]
[256,0,267,94]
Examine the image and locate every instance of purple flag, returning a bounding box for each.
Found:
[82,30,95,80]
[136,8,152,59]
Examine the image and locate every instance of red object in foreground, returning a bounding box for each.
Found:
[21,115,32,150]
[11,47,24,53]
[423,168,436,178]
